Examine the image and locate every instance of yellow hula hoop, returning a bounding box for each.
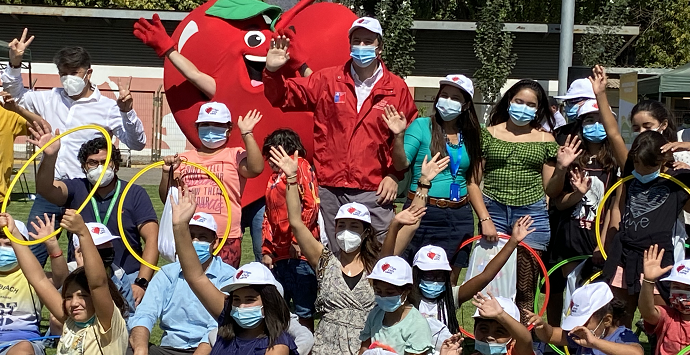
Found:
[117,160,232,271]
[594,173,690,260]
[1,125,111,245]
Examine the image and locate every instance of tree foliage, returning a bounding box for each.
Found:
[473,0,516,103]
[630,0,690,68]
[575,0,629,67]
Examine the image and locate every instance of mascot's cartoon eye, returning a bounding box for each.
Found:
[244,31,266,48]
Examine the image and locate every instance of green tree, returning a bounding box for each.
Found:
[576,0,629,67]
[473,0,516,103]
[630,0,690,68]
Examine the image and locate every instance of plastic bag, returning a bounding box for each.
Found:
[158,186,179,262]
[462,234,516,301]
[673,214,687,263]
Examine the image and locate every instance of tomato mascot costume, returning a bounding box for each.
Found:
[134,0,357,206]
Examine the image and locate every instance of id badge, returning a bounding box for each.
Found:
[449,182,460,202]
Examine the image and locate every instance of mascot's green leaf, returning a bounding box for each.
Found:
[206,0,283,30]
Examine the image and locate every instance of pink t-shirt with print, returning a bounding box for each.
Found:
[644,305,690,355]
[179,147,247,239]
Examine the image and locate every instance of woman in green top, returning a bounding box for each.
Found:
[401,74,497,283]
[480,79,580,323]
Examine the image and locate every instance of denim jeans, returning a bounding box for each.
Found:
[26,194,65,267]
[241,198,266,262]
[272,259,317,318]
[483,195,551,251]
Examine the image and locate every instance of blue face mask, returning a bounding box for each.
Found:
[632,169,660,184]
[198,126,228,149]
[582,122,607,143]
[419,280,446,299]
[0,246,18,272]
[192,241,212,263]
[565,103,581,121]
[74,315,96,329]
[350,45,378,68]
[436,97,463,121]
[375,294,404,312]
[231,305,264,329]
[508,103,537,126]
[474,340,510,355]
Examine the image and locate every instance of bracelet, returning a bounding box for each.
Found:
[49,250,63,258]
[241,131,253,136]
[642,278,656,285]
[479,216,492,223]
[286,174,297,180]
[414,191,428,200]
[417,180,432,189]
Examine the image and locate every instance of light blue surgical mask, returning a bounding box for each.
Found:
[436,97,463,121]
[508,103,536,126]
[74,315,96,329]
[419,280,446,299]
[0,246,18,272]
[474,339,511,355]
[351,45,378,68]
[582,122,607,143]
[198,126,228,149]
[375,294,404,312]
[192,241,212,263]
[632,169,660,184]
[565,103,580,121]
[231,305,264,329]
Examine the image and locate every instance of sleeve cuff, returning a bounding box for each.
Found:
[120,109,136,121]
[129,317,156,331]
[6,66,22,77]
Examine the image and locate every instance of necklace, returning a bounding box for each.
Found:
[442,127,463,149]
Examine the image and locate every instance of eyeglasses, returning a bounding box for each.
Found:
[85,159,114,169]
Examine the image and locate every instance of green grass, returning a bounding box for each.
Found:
[6,184,651,354]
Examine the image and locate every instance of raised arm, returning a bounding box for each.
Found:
[2,213,66,322]
[379,205,426,257]
[159,154,181,203]
[640,244,672,325]
[546,135,582,198]
[525,310,568,346]
[382,105,409,171]
[0,91,45,126]
[237,110,265,178]
[457,216,534,304]
[473,292,533,355]
[553,167,590,211]
[1,29,33,101]
[29,214,68,288]
[590,65,628,166]
[27,120,68,205]
[270,146,323,269]
[112,77,146,151]
[171,188,226,319]
[61,210,115,330]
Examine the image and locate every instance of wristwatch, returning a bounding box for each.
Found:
[134,277,149,290]
[417,180,432,189]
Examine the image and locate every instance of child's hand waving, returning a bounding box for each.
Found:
[569,326,599,348]
[269,146,299,177]
[643,244,672,281]
[393,205,426,226]
[440,333,464,355]
[510,215,534,243]
[472,292,504,319]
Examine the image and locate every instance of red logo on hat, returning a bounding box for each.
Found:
[236,270,243,278]
[193,215,202,220]
[679,265,685,272]
[347,207,356,214]
[92,227,101,234]
[358,19,366,23]
[382,263,390,271]
[452,76,460,81]
[427,252,437,260]
[205,106,213,114]
[593,103,599,109]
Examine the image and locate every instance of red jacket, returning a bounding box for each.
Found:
[263,60,417,191]
[261,157,320,261]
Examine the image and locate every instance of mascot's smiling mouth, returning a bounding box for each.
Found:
[244,54,266,87]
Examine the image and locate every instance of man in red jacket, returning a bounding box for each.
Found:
[263,17,418,254]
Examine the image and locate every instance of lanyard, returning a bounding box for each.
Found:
[445,132,464,180]
[90,180,121,225]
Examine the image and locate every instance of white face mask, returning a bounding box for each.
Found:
[60,74,87,97]
[86,165,115,187]
[336,229,362,253]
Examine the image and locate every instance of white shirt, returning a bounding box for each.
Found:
[542,111,567,132]
[351,62,383,113]
[1,66,146,179]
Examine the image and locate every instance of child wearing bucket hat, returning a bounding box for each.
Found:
[408,215,534,355]
[171,188,297,354]
[359,256,434,355]
[471,292,532,355]
[526,282,641,355]
[640,244,690,355]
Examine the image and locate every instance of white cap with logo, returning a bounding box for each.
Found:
[561,282,614,331]
[335,202,371,224]
[577,99,616,119]
[661,260,690,285]
[413,245,452,271]
[220,262,279,293]
[349,17,383,37]
[197,102,232,124]
[73,222,120,249]
[189,212,218,233]
[14,220,29,241]
[473,296,521,322]
[367,256,413,286]
[439,74,474,98]
[554,78,596,101]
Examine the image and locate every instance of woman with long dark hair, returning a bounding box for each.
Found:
[480,79,581,323]
[401,75,497,282]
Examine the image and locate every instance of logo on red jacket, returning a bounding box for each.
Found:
[381,263,396,274]
[334,92,346,103]
[372,99,389,111]
[427,252,440,261]
[236,270,251,279]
